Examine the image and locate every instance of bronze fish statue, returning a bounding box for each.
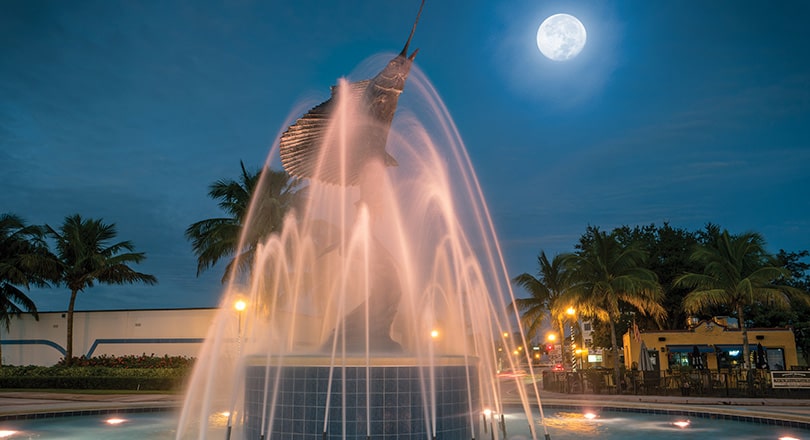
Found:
[279,0,425,186]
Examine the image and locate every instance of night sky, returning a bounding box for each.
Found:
[2,1,808,312]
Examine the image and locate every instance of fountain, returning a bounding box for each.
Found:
[176,2,543,439]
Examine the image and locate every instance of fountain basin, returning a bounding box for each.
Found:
[244,355,479,439]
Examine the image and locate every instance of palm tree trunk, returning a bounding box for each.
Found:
[558,318,567,369]
[609,318,622,394]
[737,303,750,370]
[66,289,78,366]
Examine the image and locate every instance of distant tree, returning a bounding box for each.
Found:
[186,162,305,282]
[46,215,157,365]
[0,214,57,365]
[773,250,810,364]
[511,252,576,364]
[566,227,666,392]
[612,223,701,330]
[675,230,808,370]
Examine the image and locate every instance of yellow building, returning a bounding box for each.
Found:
[622,318,799,372]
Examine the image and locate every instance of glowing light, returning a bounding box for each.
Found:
[583,412,597,420]
[430,329,439,338]
[0,431,17,438]
[778,437,800,440]
[234,300,247,312]
[547,333,556,341]
[220,411,231,417]
[566,307,576,316]
[672,420,691,428]
[503,332,509,338]
[483,409,492,417]
[105,418,127,425]
[513,350,519,355]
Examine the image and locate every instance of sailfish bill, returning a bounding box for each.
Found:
[279,0,425,186]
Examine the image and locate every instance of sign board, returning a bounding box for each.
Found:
[771,371,810,389]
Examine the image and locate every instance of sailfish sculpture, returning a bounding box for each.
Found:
[279,0,425,186]
[278,1,425,353]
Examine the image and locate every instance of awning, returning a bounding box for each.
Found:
[666,345,713,353]
[715,344,764,351]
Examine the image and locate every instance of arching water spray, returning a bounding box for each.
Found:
[175,3,549,438]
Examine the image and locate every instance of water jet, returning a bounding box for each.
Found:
[175,2,539,438]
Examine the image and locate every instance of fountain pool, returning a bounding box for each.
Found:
[0,407,806,439]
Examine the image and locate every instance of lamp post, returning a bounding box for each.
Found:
[546,333,559,366]
[226,298,247,440]
[234,299,247,347]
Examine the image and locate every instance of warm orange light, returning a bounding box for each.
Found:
[566,307,576,316]
[430,329,439,338]
[583,412,597,420]
[534,353,540,359]
[503,332,509,338]
[547,333,556,342]
[234,300,247,312]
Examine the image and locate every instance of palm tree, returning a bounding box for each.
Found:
[511,251,575,364]
[185,161,304,282]
[565,229,666,392]
[0,214,58,365]
[46,214,157,365]
[675,229,807,369]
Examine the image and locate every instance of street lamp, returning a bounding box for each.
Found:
[234,299,247,345]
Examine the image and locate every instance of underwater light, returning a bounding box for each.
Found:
[672,420,690,428]
[583,412,597,420]
[105,418,127,425]
[0,431,17,438]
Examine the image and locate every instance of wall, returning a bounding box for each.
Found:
[0,308,217,366]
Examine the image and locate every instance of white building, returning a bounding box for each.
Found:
[0,308,217,366]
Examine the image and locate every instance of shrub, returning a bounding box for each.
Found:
[0,355,195,391]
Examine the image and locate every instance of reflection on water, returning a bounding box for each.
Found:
[0,409,806,439]
[524,409,808,440]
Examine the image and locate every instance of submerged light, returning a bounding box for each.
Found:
[0,431,17,438]
[672,420,690,428]
[583,412,597,420]
[105,417,127,425]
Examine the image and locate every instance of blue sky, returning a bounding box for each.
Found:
[2,0,809,312]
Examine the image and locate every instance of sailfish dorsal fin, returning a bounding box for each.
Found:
[279,80,370,185]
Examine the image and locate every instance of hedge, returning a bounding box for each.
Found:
[0,364,191,391]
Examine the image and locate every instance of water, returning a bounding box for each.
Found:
[1,409,805,439]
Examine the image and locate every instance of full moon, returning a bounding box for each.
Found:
[536,13,587,61]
